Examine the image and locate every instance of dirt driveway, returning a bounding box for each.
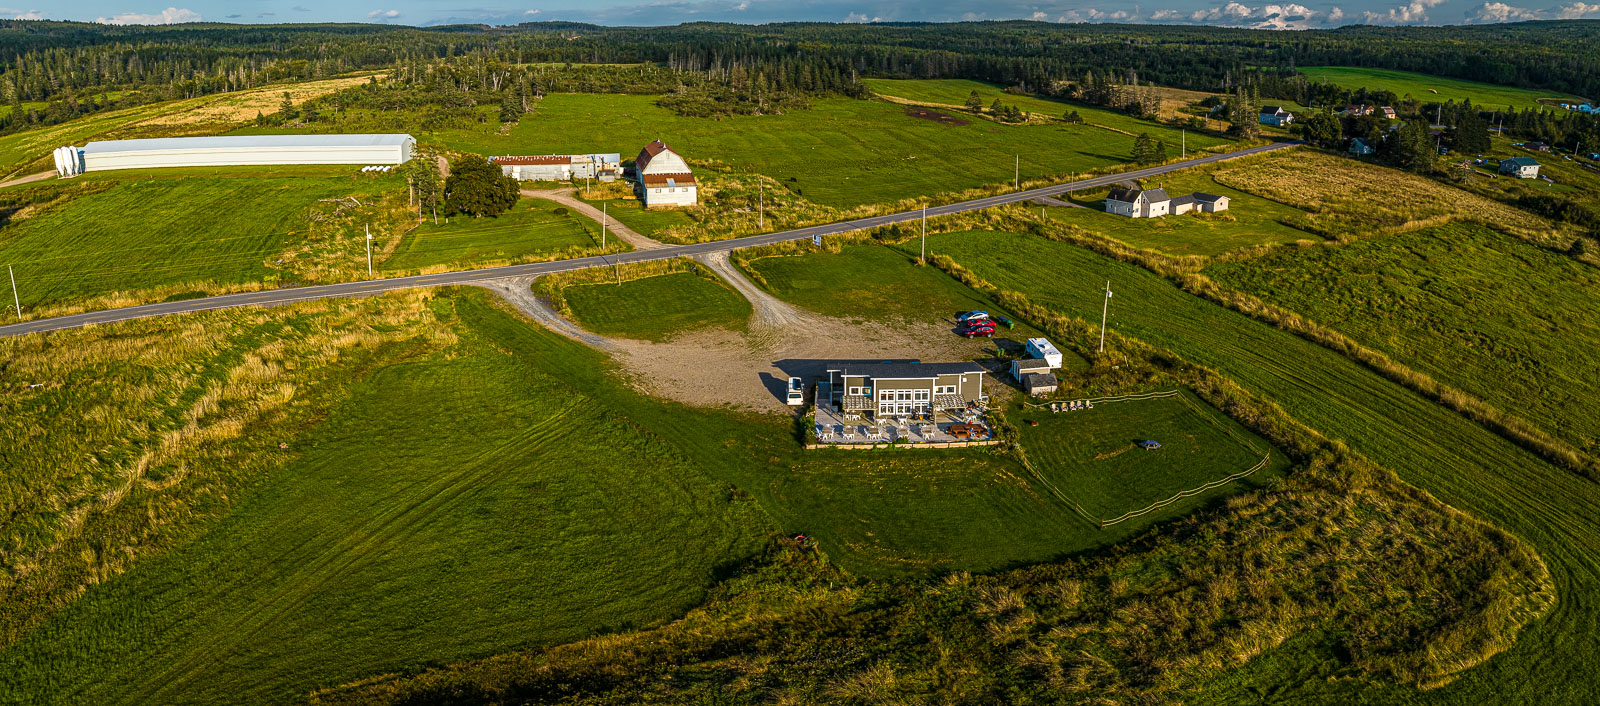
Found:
[480,259,1008,414]
[521,187,666,251]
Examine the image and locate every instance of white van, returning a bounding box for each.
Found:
[786,377,805,406]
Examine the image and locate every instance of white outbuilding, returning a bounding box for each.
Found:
[634,139,698,208]
[56,134,415,175]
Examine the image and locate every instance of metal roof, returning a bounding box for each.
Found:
[81,134,414,154]
[1502,157,1540,167]
[834,362,985,379]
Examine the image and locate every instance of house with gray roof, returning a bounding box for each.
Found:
[1105,186,1171,218]
[825,361,987,418]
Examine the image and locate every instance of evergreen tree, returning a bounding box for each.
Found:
[499,90,520,123]
[278,91,296,120]
[1450,101,1491,154]
[1153,138,1168,162]
[1131,133,1159,164]
[990,98,1004,114]
[1063,109,1082,124]
[965,90,983,111]
[1389,120,1436,172]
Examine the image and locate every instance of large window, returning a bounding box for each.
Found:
[936,384,956,395]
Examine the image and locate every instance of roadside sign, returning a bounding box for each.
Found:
[813,234,822,247]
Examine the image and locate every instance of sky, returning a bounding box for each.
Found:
[15,0,1600,29]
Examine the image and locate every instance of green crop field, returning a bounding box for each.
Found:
[0,173,402,310]
[416,93,1232,209]
[381,197,605,271]
[1298,67,1581,111]
[924,228,1600,702]
[0,294,771,704]
[743,243,1018,324]
[862,78,1224,148]
[1206,223,1600,455]
[1019,391,1280,520]
[564,270,751,341]
[1046,170,1320,256]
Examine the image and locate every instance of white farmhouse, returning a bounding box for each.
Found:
[634,139,698,208]
[55,134,414,176]
[1104,186,1170,218]
[1499,157,1541,179]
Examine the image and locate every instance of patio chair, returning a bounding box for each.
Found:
[815,424,826,440]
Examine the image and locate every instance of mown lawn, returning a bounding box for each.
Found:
[1207,223,1600,455]
[742,242,1006,323]
[1297,66,1579,111]
[0,173,403,309]
[0,294,771,705]
[924,228,1600,703]
[382,197,604,271]
[1018,390,1282,520]
[572,195,696,238]
[564,271,751,341]
[1046,170,1320,256]
[431,94,1234,208]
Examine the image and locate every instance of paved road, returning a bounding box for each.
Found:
[0,140,1300,339]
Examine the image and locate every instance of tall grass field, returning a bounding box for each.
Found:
[381,197,608,272]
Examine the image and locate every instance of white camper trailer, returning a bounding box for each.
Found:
[1025,338,1064,369]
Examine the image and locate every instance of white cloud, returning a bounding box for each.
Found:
[734,0,751,9]
[367,8,402,18]
[1362,0,1444,24]
[524,8,540,14]
[1150,8,1184,18]
[1031,10,1049,19]
[843,11,884,21]
[12,9,41,19]
[1463,0,1599,21]
[95,6,200,24]
[1086,8,1134,19]
[1328,6,1345,21]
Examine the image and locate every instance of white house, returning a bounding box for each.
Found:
[1499,157,1541,179]
[1349,137,1376,155]
[1259,106,1294,126]
[635,139,698,208]
[1104,186,1170,218]
[1192,193,1229,213]
[57,134,414,176]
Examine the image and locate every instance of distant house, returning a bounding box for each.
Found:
[1259,106,1294,126]
[1106,187,1226,218]
[1380,106,1397,119]
[1526,141,1551,152]
[1105,186,1171,218]
[1348,137,1376,155]
[634,139,698,208]
[493,153,621,181]
[825,362,988,417]
[1499,157,1541,179]
[1341,104,1374,117]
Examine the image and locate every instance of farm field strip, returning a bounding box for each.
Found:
[0,141,1300,337]
[1297,66,1581,111]
[927,229,1600,703]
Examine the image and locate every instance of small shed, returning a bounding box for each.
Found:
[1021,372,1058,396]
[1011,358,1053,381]
[1348,138,1376,156]
[1192,193,1230,213]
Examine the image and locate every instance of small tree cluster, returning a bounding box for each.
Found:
[1131,133,1167,165]
[444,157,519,217]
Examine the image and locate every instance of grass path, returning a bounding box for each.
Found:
[930,230,1600,703]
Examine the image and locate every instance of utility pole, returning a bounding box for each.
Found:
[1098,280,1112,354]
[1014,155,1020,189]
[759,179,764,229]
[1182,128,1186,159]
[8,265,19,320]
[920,204,927,262]
[365,225,374,278]
[601,202,608,248]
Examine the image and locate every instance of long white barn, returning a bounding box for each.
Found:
[53,134,415,176]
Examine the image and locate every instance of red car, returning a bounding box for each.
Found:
[961,323,996,338]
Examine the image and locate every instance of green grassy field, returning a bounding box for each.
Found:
[924,228,1600,703]
[1047,170,1320,256]
[1019,390,1278,519]
[0,294,771,704]
[862,78,1222,147]
[381,197,604,271]
[0,173,402,309]
[1298,67,1580,111]
[1206,223,1600,455]
[573,195,696,238]
[743,243,1013,323]
[417,93,1232,209]
[564,271,751,341]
